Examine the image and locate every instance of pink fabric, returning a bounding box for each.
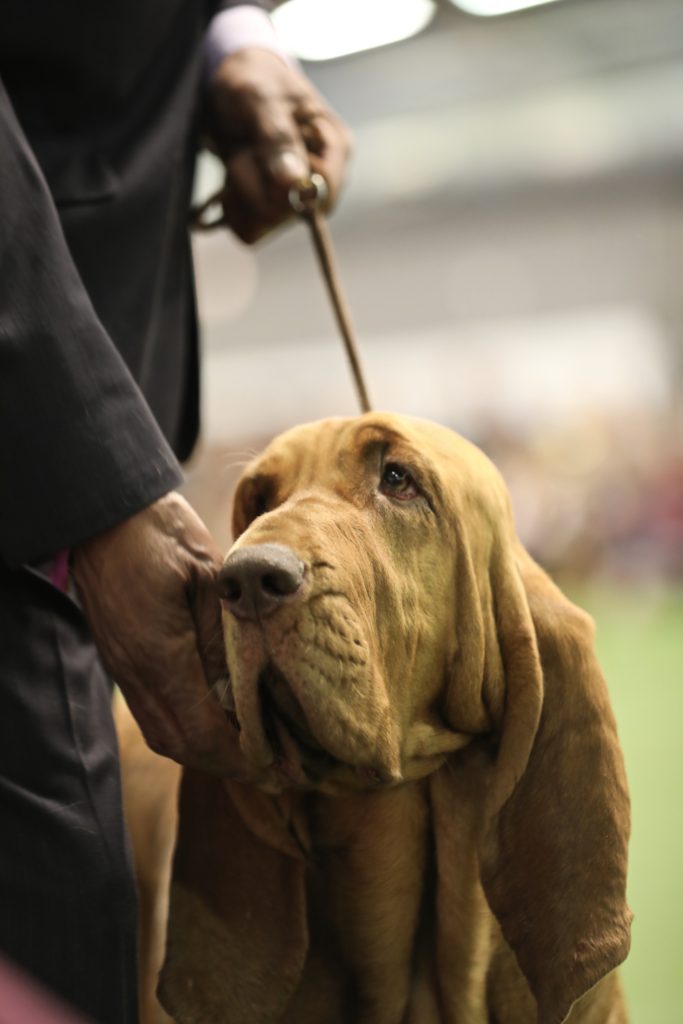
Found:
[49,549,70,592]
[204,5,295,80]
[0,956,90,1024]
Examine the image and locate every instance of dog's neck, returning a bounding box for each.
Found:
[276,767,492,1024]
[214,743,494,1024]
[264,780,431,1024]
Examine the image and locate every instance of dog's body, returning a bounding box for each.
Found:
[118,413,631,1024]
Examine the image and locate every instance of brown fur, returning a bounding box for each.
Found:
[115,690,179,1024]
[118,413,632,1024]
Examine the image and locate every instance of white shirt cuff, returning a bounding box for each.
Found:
[203,6,296,82]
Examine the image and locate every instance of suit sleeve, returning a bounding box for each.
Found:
[0,78,182,568]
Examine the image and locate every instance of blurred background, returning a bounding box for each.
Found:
[185,1,683,1017]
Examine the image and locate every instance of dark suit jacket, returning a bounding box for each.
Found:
[0,0,268,567]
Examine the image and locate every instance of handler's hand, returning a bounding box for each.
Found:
[208,47,352,242]
[72,493,245,777]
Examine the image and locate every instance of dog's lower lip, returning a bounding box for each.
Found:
[265,704,321,773]
[258,665,344,778]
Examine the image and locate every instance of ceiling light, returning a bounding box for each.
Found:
[271,0,437,62]
[449,0,563,16]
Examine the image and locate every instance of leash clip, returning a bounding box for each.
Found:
[288,173,329,215]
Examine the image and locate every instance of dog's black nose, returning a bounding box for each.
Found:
[218,543,305,620]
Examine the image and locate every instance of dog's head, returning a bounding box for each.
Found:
[189,412,630,1023]
[220,412,508,792]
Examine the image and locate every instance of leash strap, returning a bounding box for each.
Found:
[294,193,372,414]
[192,176,372,415]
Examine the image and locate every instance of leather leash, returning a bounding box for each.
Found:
[192,174,372,414]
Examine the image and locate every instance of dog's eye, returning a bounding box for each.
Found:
[239,476,275,526]
[380,462,420,501]
[252,490,269,518]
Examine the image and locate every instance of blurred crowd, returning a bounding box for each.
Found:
[476,408,683,583]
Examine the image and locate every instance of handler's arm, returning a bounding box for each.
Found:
[0,79,245,778]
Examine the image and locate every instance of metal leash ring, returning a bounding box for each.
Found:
[288,172,329,215]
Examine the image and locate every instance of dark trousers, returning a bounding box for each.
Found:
[0,562,138,1023]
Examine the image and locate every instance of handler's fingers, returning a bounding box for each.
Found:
[188,560,227,696]
[251,102,311,190]
[221,148,287,243]
[221,145,323,244]
[252,101,352,210]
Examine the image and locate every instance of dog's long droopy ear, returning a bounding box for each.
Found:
[480,545,632,1024]
[159,772,308,1024]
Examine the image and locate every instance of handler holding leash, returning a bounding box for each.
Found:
[0,3,350,1020]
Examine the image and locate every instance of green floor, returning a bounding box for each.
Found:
[566,583,683,1022]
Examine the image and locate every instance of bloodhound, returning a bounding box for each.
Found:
[117,412,632,1024]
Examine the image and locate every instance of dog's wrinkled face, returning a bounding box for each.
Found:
[219,412,511,794]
